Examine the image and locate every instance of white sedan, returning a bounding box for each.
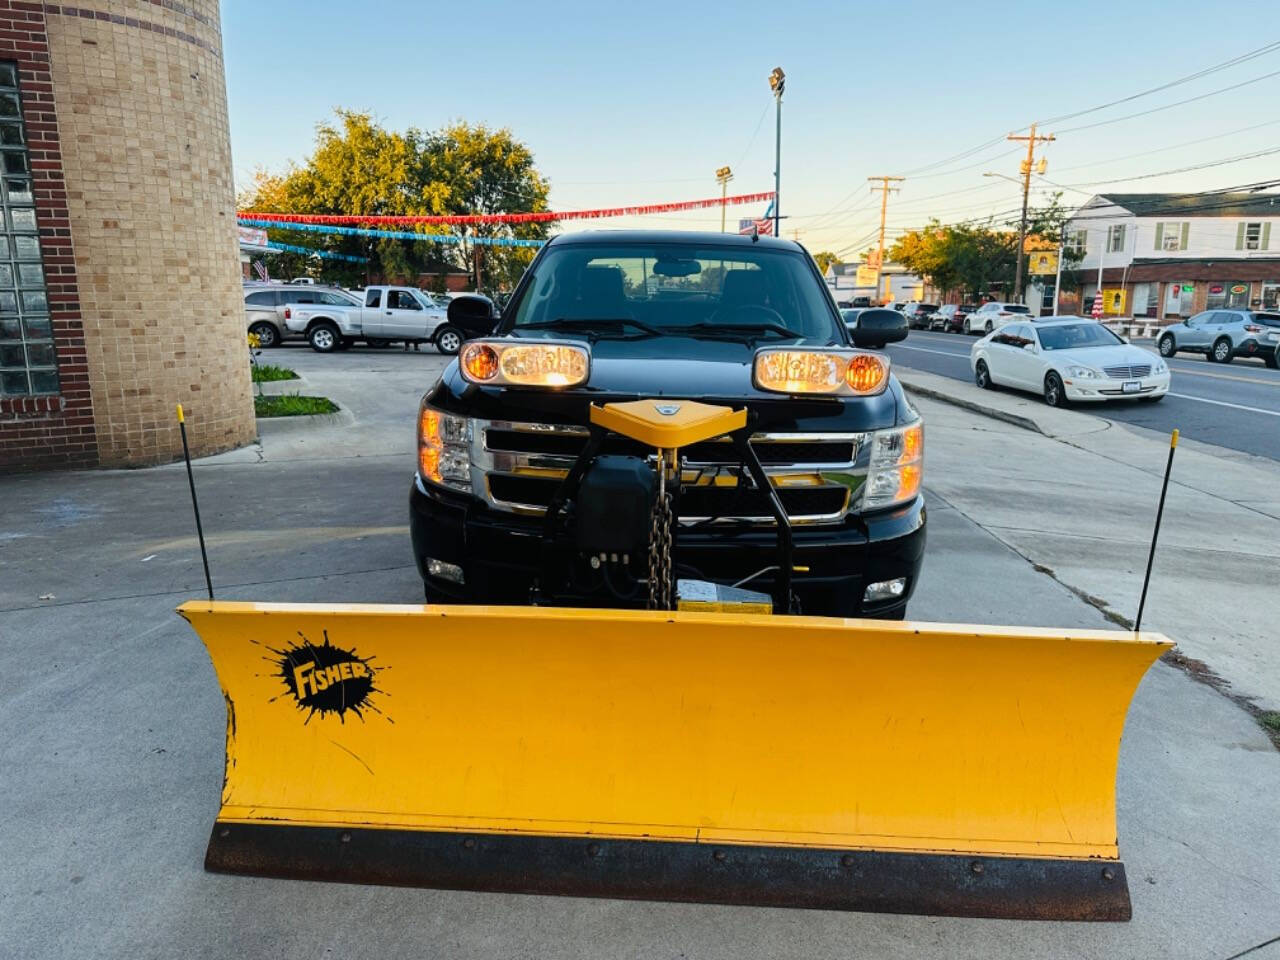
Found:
[970,317,1171,407]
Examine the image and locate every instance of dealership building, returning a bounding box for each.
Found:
[0,1,252,471]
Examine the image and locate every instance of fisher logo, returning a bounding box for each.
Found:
[269,631,386,723]
[655,403,681,416]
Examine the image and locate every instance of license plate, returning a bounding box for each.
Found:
[1122,381,1140,394]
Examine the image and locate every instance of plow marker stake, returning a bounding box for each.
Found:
[180,601,1170,920]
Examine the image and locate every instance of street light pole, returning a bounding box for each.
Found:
[716,165,733,233]
[769,67,785,237]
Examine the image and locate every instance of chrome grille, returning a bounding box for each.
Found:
[1102,364,1151,379]
[471,418,868,525]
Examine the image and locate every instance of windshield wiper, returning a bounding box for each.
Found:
[669,321,806,341]
[518,317,663,338]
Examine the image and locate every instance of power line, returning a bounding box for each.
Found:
[1052,117,1280,173]
[1061,146,1280,187]
[1058,67,1280,134]
[1036,40,1280,125]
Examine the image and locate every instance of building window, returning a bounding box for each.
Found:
[1107,224,1126,253]
[1156,221,1188,252]
[1064,229,1087,256]
[0,62,54,398]
[1238,221,1270,252]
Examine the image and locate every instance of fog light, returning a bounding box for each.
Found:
[863,577,906,603]
[426,558,465,585]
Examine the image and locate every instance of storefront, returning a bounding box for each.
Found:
[1206,282,1251,310]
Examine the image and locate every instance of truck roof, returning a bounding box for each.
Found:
[545,229,803,252]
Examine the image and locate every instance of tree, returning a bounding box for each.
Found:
[420,122,552,292]
[812,251,840,275]
[236,112,552,291]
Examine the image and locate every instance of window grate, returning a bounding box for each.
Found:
[0,61,54,397]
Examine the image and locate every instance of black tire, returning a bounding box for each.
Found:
[435,324,462,355]
[365,338,391,349]
[1265,351,1279,370]
[975,359,995,390]
[1157,334,1176,358]
[248,321,279,348]
[984,320,993,333]
[307,322,340,353]
[1211,337,1233,364]
[1044,371,1068,407]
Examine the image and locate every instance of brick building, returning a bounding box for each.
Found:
[0,1,252,471]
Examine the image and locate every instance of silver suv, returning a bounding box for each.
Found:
[1157,309,1280,367]
[244,282,360,347]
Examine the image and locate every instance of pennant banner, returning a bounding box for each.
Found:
[238,191,776,227]
[265,241,369,263]
[243,219,545,249]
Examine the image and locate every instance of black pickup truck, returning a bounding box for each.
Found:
[409,230,926,618]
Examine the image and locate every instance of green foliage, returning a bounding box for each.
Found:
[254,394,338,417]
[812,251,840,275]
[886,194,1086,301]
[238,112,552,292]
[250,363,299,383]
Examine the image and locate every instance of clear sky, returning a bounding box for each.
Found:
[223,0,1280,259]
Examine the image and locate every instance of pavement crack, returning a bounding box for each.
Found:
[1221,932,1280,960]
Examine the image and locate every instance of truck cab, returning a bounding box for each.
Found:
[409,231,924,618]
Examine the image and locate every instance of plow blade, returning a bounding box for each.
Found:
[179,601,1169,920]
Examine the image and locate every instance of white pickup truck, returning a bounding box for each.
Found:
[285,285,462,354]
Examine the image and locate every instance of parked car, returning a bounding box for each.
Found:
[900,302,939,330]
[970,318,1170,407]
[965,301,1032,335]
[1157,309,1280,367]
[244,283,361,347]
[929,303,975,333]
[284,285,460,354]
[840,307,909,347]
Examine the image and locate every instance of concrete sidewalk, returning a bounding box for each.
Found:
[901,368,1280,713]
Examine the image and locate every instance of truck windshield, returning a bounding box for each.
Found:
[505,243,840,341]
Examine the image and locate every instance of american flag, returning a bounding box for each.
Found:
[738,217,774,237]
[253,259,269,282]
[738,199,775,236]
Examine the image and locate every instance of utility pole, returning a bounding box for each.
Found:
[715,165,733,232]
[1008,123,1055,304]
[769,67,785,237]
[869,175,904,304]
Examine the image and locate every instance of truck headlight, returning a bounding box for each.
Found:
[753,348,889,396]
[418,400,471,491]
[861,420,923,510]
[460,339,590,387]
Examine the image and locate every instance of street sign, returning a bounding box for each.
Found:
[856,265,878,286]
[1028,252,1058,275]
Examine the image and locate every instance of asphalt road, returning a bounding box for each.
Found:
[3,346,1278,959]
[885,329,1280,461]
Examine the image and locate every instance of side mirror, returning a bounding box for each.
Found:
[1023,342,1037,352]
[850,312,908,348]
[447,294,498,338]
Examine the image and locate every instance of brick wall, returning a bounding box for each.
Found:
[0,2,97,470]
[0,0,254,472]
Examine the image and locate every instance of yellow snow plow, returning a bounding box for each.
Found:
[180,600,1168,920]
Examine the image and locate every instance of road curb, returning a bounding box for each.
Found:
[898,376,1046,436]
[254,404,354,436]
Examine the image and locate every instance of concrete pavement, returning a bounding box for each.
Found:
[899,367,1280,715]
[3,348,1279,959]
